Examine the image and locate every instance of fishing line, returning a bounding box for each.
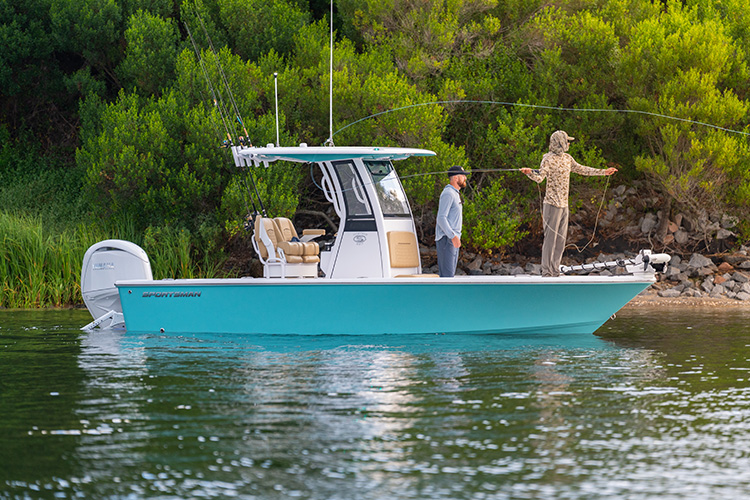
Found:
[186,2,239,145]
[332,100,750,139]
[192,2,250,145]
[307,166,523,196]
[185,20,233,145]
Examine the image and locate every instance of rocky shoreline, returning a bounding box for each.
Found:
[419,244,750,307]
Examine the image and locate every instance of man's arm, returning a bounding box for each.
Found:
[436,190,457,239]
[521,155,548,183]
[570,159,617,176]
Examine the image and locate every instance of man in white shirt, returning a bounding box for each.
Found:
[435,165,469,277]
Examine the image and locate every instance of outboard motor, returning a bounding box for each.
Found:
[81,240,152,330]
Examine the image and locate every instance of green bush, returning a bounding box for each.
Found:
[463,179,527,253]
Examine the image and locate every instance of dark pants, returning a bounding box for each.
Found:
[437,236,459,277]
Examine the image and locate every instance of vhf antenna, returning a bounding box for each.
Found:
[274,72,280,146]
[325,0,334,146]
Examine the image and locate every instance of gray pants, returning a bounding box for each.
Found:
[541,203,568,277]
[436,236,459,277]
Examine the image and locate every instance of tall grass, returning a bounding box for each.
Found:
[0,211,229,309]
[0,212,92,308]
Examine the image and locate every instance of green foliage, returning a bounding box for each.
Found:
[219,0,310,62]
[0,211,97,308]
[0,132,88,231]
[142,223,227,279]
[6,0,750,306]
[48,0,123,71]
[463,179,527,253]
[0,0,55,95]
[338,0,501,82]
[619,1,750,219]
[118,10,179,95]
[78,89,232,232]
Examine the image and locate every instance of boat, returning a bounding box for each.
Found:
[80,144,669,335]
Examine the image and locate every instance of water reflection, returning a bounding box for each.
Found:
[3,308,750,499]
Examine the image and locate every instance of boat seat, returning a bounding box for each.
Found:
[274,217,320,264]
[387,231,420,268]
[252,217,318,278]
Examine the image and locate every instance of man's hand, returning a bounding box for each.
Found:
[604,167,618,175]
[520,168,532,175]
[452,235,461,248]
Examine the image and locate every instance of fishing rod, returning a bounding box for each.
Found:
[185,20,234,147]
[193,3,251,146]
[332,100,750,139]
[185,2,237,146]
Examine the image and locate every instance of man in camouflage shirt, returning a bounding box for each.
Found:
[521,130,617,277]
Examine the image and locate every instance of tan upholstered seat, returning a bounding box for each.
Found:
[274,217,320,264]
[387,231,420,268]
[253,216,319,277]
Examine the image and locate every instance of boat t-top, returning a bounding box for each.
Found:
[80,143,669,335]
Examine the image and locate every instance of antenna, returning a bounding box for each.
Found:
[274,72,280,147]
[326,0,334,146]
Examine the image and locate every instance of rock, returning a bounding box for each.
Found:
[695,267,715,278]
[468,268,484,276]
[613,185,627,196]
[718,262,735,273]
[741,282,750,295]
[681,214,695,232]
[733,272,750,283]
[721,214,739,229]
[663,234,674,245]
[737,291,750,301]
[727,291,737,299]
[674,230,689,245]
[670,255,682,266]
[688,253,713,269]
[709,284,726,297]
[467,257,483,272]
[525,263,542,275]
[714,275,727,285]
[510,266,525,276]
[668,221,679,233]
[666,266,683,280]
[658,288,682,298]
[716,228,735,240]
[723,254,749,266]
[741,261,750,270]
[671,283,687,292]
[641,213,658,234]
[674,213,683,227]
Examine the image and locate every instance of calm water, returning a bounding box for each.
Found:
[2,308,750,500]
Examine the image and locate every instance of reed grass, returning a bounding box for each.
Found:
[0,211,229,308]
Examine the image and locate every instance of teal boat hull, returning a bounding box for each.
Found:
[115,276,653,335]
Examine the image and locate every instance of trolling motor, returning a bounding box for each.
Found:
[560,249,670,275]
